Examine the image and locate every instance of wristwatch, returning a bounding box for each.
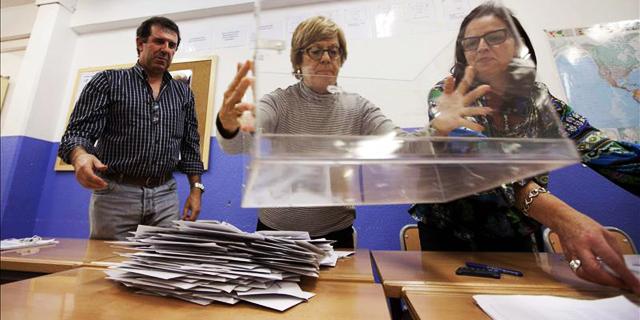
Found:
[191,182,205,193]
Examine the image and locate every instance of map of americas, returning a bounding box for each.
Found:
[546,20,639,143]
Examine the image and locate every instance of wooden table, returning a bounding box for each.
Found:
[1,267,390,320]
[402,286,635,320]
[371,251,613,298]
[319,250,374,282]
[1,238,117,274]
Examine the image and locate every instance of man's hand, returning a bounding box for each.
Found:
[218,60,256,133]
[430,66,492,135]
[71,149,108,190]
[182,189,202,221]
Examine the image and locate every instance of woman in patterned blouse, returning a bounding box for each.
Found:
[410,2,639,294]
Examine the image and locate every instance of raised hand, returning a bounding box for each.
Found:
[219,60,256,133]
[430,66,493,135]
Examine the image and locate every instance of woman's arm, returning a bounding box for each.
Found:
[545,85,640,195]
[515,180,640,294]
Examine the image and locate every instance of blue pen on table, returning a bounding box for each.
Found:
[465,262,523,277]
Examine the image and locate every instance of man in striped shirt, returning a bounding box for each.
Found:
[59,17,204,240]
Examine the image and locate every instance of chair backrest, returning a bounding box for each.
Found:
[400,224,421,251]
[606,227,638,254]
[543,226,637,254]
[352,226,358,249]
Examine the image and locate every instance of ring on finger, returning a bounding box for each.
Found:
[569,258,582,272]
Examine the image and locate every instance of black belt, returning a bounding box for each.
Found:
[104,172,173,188]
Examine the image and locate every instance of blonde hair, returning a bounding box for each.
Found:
[290,16,348,79]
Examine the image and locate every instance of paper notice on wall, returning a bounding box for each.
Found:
[343,7,372,40]
[76,71,101,102]
[407,0,436,20]
[250,21,286,50]
[184,34,213,53]
[442,0,473,22]
[214,25,250,48]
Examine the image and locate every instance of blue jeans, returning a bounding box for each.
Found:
[89,178,179,240]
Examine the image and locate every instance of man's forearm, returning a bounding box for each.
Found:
[187,175,201,185]
[70,147,89,166]
[187,175,203,194]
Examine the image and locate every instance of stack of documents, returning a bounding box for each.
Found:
[105,220,335,311]
[0,236,58,251]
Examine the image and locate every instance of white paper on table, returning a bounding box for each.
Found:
[176,225,265,241]
[256,230,311,240]
[251,241,318,257]
[116,267,186,280]
[0,237,58,251]
[624,255,640,279]
[473,295,639,320]
[236,281,314,300]
[192,293,239,305]
[238,294,310,312]
[174,220,244,234]
[155,249,252,262]
[133,225,174,237]
[196,283,237,293]
[335,250,355,258]
[320,250,355,267]
[320,251,339,267]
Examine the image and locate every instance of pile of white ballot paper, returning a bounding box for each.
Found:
[105,220,338,311]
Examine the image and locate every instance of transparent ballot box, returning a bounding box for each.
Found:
[241,0,579,208]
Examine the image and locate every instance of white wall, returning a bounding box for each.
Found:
[2,0,638,141]
[0,3,36,116]
[0,4,37,40]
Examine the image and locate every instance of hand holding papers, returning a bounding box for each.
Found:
[105,220,336,311]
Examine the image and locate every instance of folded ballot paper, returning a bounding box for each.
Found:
[0,236,58,251]
[105,220,336,311]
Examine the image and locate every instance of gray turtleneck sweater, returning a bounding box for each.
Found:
[218,81,401,236]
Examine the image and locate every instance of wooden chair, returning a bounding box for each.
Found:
[543,226,637,254]
[352,226,358,249]
[400,224,421,251]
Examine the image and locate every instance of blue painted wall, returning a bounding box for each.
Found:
[1,135,638,249]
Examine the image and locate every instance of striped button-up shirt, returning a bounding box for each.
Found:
[59,63,204,177]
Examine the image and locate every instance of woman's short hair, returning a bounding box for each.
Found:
[451,2,537,86]
[290,16,348,79]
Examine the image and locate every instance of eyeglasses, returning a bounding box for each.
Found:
[460,29,510,51]
[302,46,343,61]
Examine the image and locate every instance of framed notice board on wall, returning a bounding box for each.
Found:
[54,56,217,171]
[0,76,9,110]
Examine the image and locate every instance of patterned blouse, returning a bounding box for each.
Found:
[409,80,640,248]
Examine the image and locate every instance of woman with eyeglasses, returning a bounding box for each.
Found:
[217,16,403,248]
[410,3,640,293]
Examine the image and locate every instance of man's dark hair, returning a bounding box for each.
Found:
[136,16,181,55]
[451,2,537,87]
